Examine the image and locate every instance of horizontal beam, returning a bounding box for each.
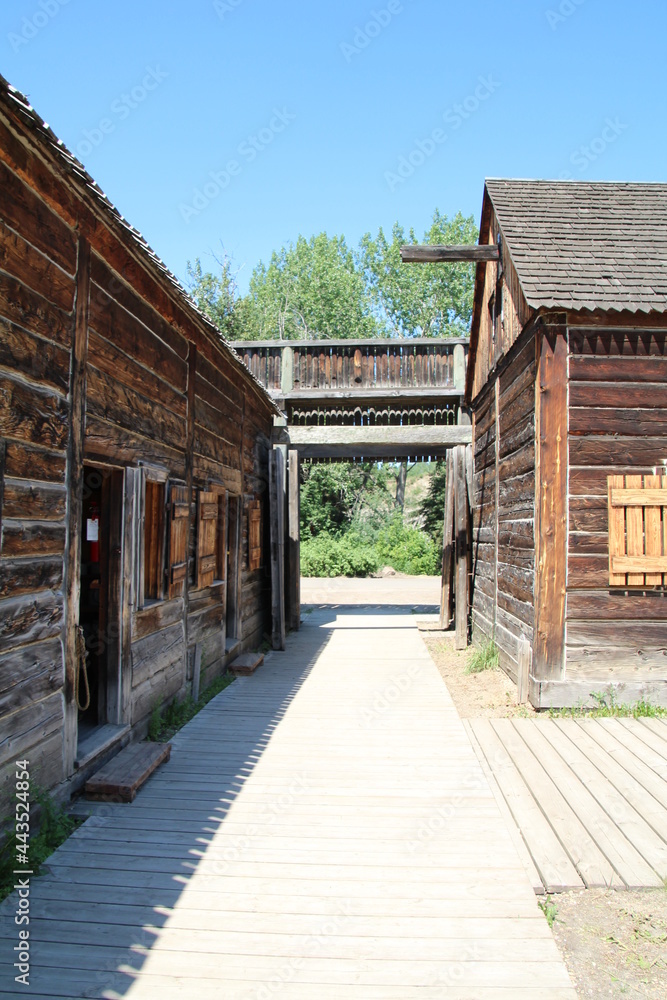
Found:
[234,336,470,349]
[400,245,499,263]
[273,424,472,459]
[281,388,463,402]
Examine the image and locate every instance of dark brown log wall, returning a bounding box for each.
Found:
[566,326,667,680]
[471,330,536,681]
[0,157,75,816]
[0,92,274,823]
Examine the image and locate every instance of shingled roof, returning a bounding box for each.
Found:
[485,178,667,314]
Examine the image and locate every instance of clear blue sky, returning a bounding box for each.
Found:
[2,0,665,294]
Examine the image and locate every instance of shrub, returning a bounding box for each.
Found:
[375,516,440,575]
[300,533,380,577]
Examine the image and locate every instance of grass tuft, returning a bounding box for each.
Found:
[466,640,499,675]
[1,788,82,901]
[539,897,558,928]
[147,670,236,742]
[549,689,667,719]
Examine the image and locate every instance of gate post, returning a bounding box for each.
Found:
[287,449,301,631]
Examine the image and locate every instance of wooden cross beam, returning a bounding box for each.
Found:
[400,245,499,263]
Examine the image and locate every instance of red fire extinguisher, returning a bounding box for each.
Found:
[87,501,100,562]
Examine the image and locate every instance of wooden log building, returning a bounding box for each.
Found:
[0,76,279,824]
[467,179,667,708]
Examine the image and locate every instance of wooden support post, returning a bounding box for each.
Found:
[517,636,531,705]
[192,644,202,703]
[0,439,5,557]
[287,449,301,631]
[454,445,469,650]
[63,236,90,774]
[281,346,294,395]
[534,320,568,681]
[120,467,139,724]
[439,449,455,630]
[269,449,286,651]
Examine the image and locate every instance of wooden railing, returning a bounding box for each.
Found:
[234,338,469,396]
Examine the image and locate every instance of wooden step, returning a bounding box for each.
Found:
[85,741,171,802]
[230,652,264,676]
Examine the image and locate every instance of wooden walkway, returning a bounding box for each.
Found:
[0,608,576,999]
[467,717,667,893]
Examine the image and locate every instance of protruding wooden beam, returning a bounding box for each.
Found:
[400,245,499,263]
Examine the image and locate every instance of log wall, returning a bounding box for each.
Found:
[565,326,667,681]
[471,330,536,682]
[0,88,274,823]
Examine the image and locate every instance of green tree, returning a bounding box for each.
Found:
[241,233,380,340]
[359,209,477,337]
[418,460,448,543]
[186,255,243,339]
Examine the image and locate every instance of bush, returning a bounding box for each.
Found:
[375,516,440,575]
[300,533,380,577]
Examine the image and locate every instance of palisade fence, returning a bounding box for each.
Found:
[234,338,469,396]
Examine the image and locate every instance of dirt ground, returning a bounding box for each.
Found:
[422,625,667,1000]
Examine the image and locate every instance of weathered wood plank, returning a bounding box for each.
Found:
[0,317,71,393]
[276,424,472,459]
[533,323,567,680]
[0,372,69,450]
[0,217,74,311]
[400,244,499,262]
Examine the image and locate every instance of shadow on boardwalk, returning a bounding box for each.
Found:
[0,621,334,998]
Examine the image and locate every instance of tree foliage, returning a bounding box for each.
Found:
[240,233,379,340]
[359,209,478,337]
[186,208,477,341]
[417,460,448,543]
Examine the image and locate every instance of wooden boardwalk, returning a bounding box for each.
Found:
[468,717,667,893]
[0,608,576,999]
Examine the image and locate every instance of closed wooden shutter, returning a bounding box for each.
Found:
[168,484,189,598]
[248,499,262,571]
[608,475,667,587]
[197,490,218,590]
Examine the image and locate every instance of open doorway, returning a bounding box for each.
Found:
[77,465,123,746]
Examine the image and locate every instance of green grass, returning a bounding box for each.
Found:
[548,689,667,719]
[147,670,236,742]
[539,897,558,928]
[1,788,82,901]
[465,640,499,674]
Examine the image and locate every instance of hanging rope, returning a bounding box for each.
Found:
[76,626,91,712]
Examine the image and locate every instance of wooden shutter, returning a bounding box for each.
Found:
[608,475,667,587]
[197,490,218,590]
[248,499,262,571]
[168,484,189,598]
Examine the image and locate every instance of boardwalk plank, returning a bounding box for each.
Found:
[0,607,575,997]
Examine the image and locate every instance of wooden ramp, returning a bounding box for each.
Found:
[468,717,667,893]
[85,741,171,802]
[0,608,576,999]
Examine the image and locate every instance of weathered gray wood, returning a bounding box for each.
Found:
[275,424,472,460]
[439,450,455,629]
[63,236,90,774]
[280,345,294,395]
[455,445,469,649]
[516,636,531,705]
[269,449,285,650]
[0,439,5,557]
[400,244,499,263]
[192,644,202,702]
[287,448,300,632]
